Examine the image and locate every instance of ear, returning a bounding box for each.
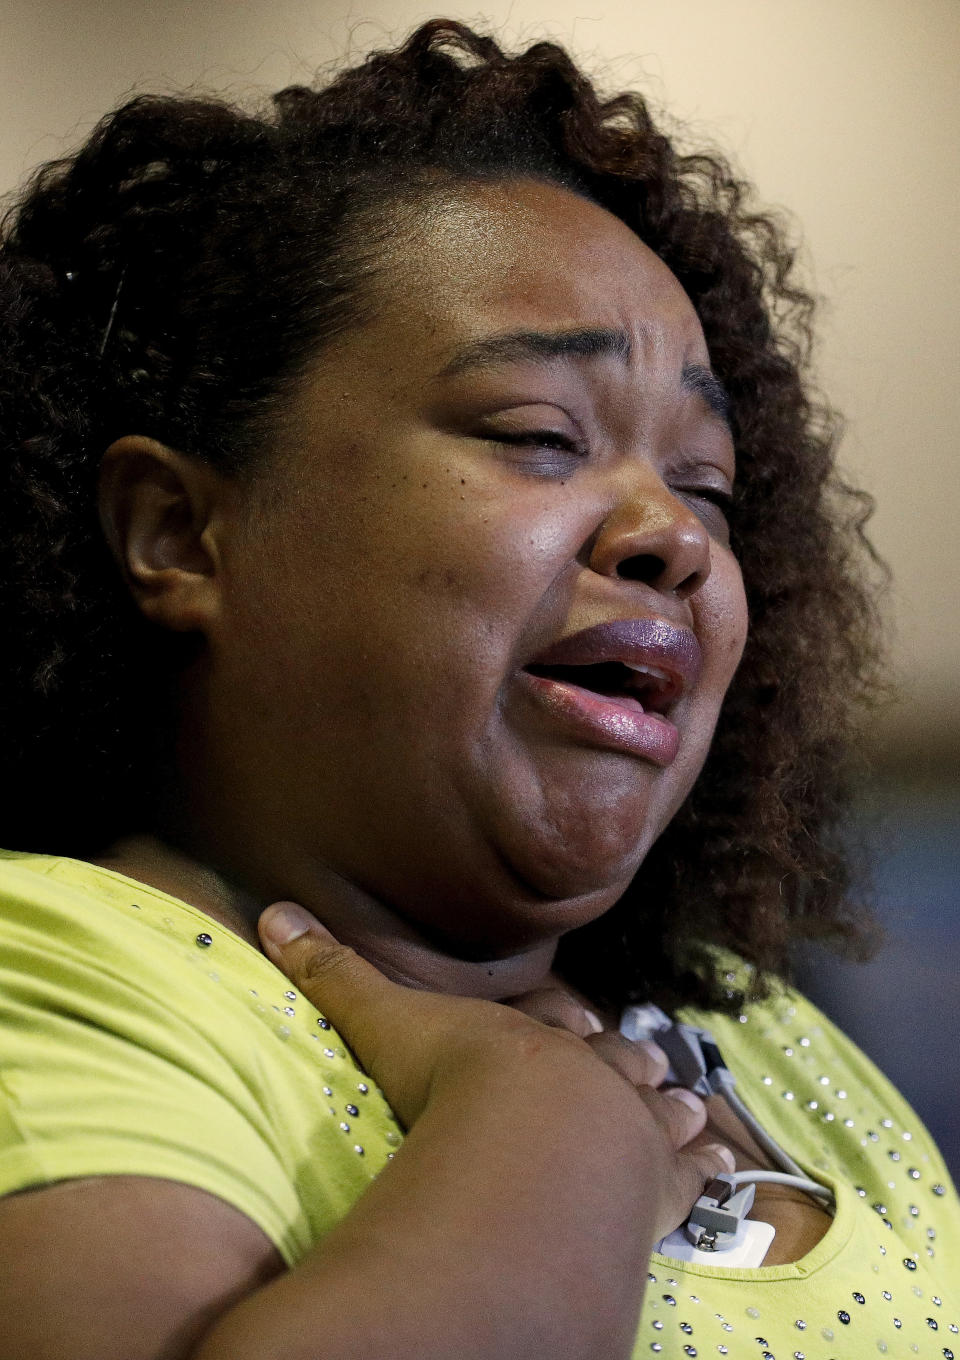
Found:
[98,436,227,634]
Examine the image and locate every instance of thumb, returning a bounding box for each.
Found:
[258,901,397,1067]
[259,899,339,953]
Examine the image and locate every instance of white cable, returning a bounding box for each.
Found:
[706,1064,836,1212]
[723,1169,835,1205]
[709,1069,810,1181]
[618,1011,838,1218]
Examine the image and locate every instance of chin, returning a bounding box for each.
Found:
[401,847,633,961]
[490,831,647,938]
[516,833,635,897]
[427,893,616,960]
[487,776,668,906]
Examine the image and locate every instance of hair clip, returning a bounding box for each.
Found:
[98,268,126,360]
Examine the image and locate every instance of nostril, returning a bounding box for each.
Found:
[616,553,666,583]
[674,565,708,600]
[616,554,707,598]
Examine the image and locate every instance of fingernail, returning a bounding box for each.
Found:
[705,1143,736,1173]
[583,1009,604,1034]
[259,901,314,945]
[664,1086,704,1113]
[637,1039,668,1065]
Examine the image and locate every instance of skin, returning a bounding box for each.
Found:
[94,176,829,1266]
[0,179,827,1360]
[97,177,749,1000]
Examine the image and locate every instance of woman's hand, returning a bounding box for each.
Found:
[505,983,715,1175]
[258,901,570,1128]
[506,984,673,1086]
[193,902,747,1359]
[258,902,732,1238]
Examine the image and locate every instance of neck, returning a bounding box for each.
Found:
[91,832,559,1000]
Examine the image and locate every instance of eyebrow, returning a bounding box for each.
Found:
[434,326,733,431]
[435,325,632,377]
[680,362,732,428]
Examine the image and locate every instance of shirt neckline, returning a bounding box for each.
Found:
[27,850,275,971]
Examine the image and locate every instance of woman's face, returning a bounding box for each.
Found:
[201,178,748,959]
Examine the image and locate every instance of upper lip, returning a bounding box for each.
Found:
[524,618,702,711]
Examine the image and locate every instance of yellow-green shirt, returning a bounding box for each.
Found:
[0,849,957,1358]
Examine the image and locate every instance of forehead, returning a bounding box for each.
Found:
[373,177,708,365]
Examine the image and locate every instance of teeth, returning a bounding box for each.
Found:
[623,663,671,683]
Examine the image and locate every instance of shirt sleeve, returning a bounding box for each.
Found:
[0,874,312,1265]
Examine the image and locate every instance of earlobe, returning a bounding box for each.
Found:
[98,436,225,634]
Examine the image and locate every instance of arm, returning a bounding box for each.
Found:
[0,1177,284,1360]
[198,909,732,1360]
[0,910,731,1360]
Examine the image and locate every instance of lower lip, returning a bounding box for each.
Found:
[518,671,681,767]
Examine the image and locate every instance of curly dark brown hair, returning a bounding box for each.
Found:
[0,19,885,1011]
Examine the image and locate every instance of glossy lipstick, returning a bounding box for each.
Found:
[518,618,702,766]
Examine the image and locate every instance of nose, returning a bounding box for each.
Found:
[587,470,712,601]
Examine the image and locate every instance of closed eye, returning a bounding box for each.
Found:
[483,427,588,478]
[494,429,585,455]
[676,484,734,541]
[685,486,733,511]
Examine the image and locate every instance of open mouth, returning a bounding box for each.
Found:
[523,661,678,715]
[516,618,695,765]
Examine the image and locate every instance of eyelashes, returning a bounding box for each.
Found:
[494,429,586,456]
[487,428,588,479]
[683,486,734,512]
[674,486,734,537]
[493,431,732,497]
[483,428,735,538]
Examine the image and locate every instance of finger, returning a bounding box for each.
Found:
[660,1142,738,1238]
[506,988,603,1039]
[583,1031,670,1087]
[636,1083,709,1149]
[258,901,399,1068]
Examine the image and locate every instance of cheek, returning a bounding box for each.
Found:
[697,547,749,693]
[230,457,573,727]
[365,463,579,656]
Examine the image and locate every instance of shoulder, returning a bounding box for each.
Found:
[0,848,267,1066]
[0,849,401,1262]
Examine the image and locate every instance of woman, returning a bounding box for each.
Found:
[0,18,955,1359]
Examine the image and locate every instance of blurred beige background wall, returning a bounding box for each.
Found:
[2,0,958,772]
